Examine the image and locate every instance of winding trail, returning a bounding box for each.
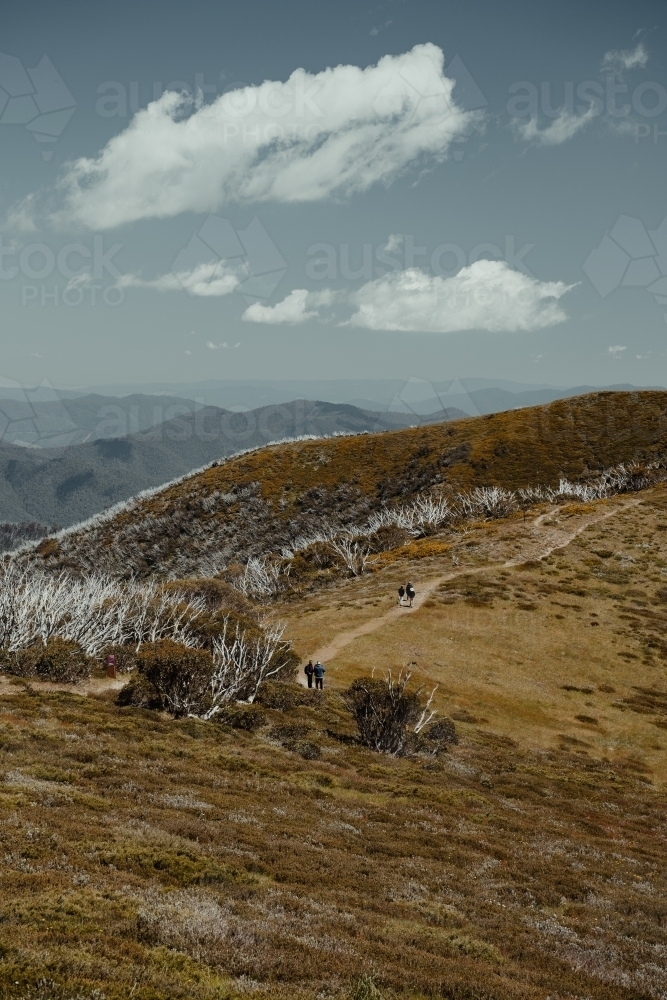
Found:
[301,496,642,675]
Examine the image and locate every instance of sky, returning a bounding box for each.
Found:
[0,0,666,391]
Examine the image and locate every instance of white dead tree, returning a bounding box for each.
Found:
[235,557,283,597]
[0,564,204,656]
[202,616,291,715]
[330,536,372,576]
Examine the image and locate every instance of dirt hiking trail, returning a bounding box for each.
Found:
[301,497,641,677]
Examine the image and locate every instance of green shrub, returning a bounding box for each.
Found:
[164,576,254,612]
[116,673,163,709]
[256,680,320,710]
[135,640,214,717]
[188,609,261,650]
[1,638,92,683]
[218,703,267,731]
[345,675,431,755]
[270,723,322,759]
[368,524,413,552]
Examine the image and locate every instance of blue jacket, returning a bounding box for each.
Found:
[313,662,325,678]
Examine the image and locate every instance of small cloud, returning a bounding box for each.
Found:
[601,42,649,74]
[184,350,192,355]
[513,105,597,146]
[206,341,240,349]
[370,19,392,36]
[31,351,42,358]
[383,233,404,254]
[118,261,243,297]
[242,288,337,325]
[608,345,627,356]
[5,194,38,233]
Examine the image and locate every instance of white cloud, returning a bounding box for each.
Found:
[601,43,649,74]
[242,261,574,332]
[207,340,240,349]
[5,194,38,233]
[514,105,597,146]
[383,233,404,254]
[117,261,244,297]
[608,345,627,355]
[43,44,479,230]
[347,260,575,332]
[242,288,337,325]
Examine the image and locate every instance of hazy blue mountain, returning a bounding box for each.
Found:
[0,399,463,529]
[0,393,205,448]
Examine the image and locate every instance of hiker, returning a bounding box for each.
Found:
[304,660,314,688]
[405,582,416,607]
[397,585,405,605]
[313,660,325,690]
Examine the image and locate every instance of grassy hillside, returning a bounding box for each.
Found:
[0,400,454,530]
[1,674,665,1000]
[5,396,667,998]
[22,390,667,578]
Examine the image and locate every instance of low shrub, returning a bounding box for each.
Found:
[256,680,321,710]
[344,673,438,755]
[164,577,254,612]
[218,703,267,731]
[403,717,458,756]
[368,524,413,553]
[0,638,92,683]
[270,723,322,759]
[189,609,261,650]
[136,640,215,718]
[116,673,163,709]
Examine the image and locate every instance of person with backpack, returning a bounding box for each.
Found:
[304,660,314,688]
[405,582,416,607]
[313,660,325,689]
[397,585,405,605]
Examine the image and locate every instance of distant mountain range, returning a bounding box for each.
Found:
[47,378,663,417]
[0,398,462,527]
[0,392,205,449]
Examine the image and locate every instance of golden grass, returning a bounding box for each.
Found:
[130,389,667,517]
[281,484,667,786]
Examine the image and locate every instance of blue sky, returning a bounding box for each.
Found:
[1,0,666,389]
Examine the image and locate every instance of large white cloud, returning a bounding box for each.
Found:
[242,260,576,332]
[49,44,479,230]
[349,261,575,331]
